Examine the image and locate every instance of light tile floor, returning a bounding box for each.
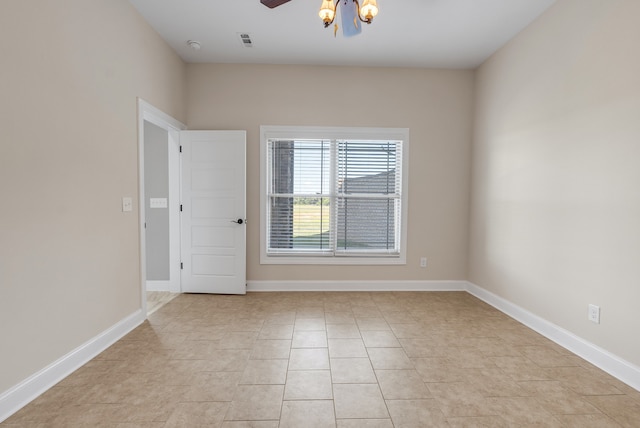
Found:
[3,292,640,427]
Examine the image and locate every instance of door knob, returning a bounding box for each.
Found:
[231,218,244,225]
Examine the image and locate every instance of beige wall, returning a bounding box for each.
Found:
[469,0,640,366]
[0,1,186,392]
[186,64,474,282]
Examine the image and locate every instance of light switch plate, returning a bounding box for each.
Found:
[588,304,600,324]
[150,197,168,209]
[122,197,133,212]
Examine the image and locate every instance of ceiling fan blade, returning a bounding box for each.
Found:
[260,0,292,8]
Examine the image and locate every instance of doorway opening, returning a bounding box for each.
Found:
[137,99,185,315]
[138,100,248,314]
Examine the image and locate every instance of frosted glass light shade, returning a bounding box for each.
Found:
[360,0,378,21]
[319,0,336,25]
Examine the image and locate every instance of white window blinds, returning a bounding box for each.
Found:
[266,138,403,257]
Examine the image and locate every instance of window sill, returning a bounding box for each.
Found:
[260,255,407,265]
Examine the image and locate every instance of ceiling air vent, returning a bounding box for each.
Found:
[237,33,254,48]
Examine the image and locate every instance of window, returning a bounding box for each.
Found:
[260,126,409,265]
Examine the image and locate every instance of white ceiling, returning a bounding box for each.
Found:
[128,0,556,69]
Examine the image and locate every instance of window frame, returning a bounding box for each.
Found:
[260,125,409,265]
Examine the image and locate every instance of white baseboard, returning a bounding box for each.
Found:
[0,309,145,423]
[146,280,170,292]
[465,281,640,392]
[247,280,468,292]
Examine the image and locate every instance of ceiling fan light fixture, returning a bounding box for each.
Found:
[319,0,336,27]
[318,0,379,31]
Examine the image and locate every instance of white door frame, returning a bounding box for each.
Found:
[137,99,186,314]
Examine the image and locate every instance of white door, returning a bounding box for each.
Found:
[180,130,246,294]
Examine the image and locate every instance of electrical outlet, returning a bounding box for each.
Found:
[588,304,600,324]
[122,197,133,212]
[420,257,427,268]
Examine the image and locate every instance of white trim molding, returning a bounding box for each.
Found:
[0,310,145,423]
[137,98,186,311]
[146,280,172,292]
[247,280,467,292]
[465,281,640,392]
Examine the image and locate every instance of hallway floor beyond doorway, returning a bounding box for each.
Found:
[147,291,179,315]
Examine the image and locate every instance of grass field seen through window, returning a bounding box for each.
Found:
[293,203,330,238]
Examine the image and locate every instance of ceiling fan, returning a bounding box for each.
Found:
[260,0,379,37]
